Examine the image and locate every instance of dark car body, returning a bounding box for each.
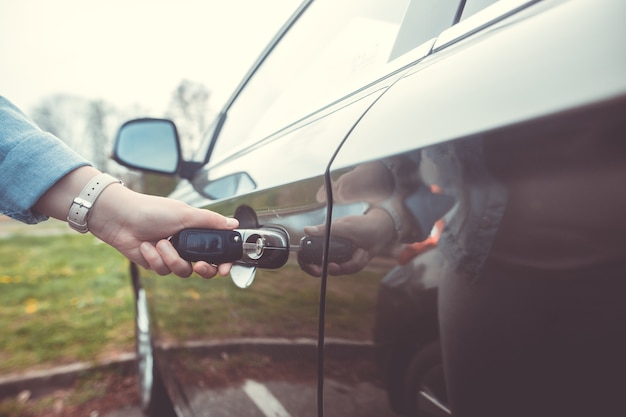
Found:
[113,0,626,416]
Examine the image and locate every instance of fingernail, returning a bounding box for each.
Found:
[198,265,208,275]
[156,240,171,253]
[226,218,238,228]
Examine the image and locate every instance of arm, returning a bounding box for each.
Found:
[1,96,237,278]
[33,165,239,278]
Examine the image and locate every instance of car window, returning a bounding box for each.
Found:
[460,0,500,20]
[210,0,462,164]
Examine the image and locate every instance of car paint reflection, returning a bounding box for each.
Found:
[156,341,396,417]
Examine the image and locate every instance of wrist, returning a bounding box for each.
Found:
[67,173,124,233]
[86,181,135,241]
[34,166,101,221]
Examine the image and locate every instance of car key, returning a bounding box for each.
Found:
[296,235,354,265]
[170,228,354,266]
[170,229,243,263]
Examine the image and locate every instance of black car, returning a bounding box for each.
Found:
[113,0,626,416]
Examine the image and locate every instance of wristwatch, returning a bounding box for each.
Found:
[67,173,123,233]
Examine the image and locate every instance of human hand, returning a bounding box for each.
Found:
[300,207,395,276]
[89,184,239,278]
[316,161,393,204]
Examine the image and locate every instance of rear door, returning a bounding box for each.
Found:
[323,0,626,416]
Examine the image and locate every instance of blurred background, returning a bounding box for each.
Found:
[0,1,299,415]
[0,0,299,174]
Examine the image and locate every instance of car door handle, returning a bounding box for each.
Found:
[170,227,290,269]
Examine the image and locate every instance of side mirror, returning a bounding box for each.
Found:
[113,118,182,175]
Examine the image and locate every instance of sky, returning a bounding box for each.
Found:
[0,0,300,116]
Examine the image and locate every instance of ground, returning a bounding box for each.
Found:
[0,369,140,417]
[0,216,141,416]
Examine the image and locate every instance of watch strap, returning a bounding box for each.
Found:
[67,173,122,233]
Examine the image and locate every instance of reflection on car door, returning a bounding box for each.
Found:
[148,86,394,417]
[321,1,626,417]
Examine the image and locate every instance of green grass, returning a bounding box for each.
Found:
[0,366,138,417]
[0,233,134,374]
[0,219,384,376]
[143,266,324,341]
[139,264,382,344]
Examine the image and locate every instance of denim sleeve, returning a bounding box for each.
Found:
[0,96,91,224]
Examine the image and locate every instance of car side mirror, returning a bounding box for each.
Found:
[113,118,182,175]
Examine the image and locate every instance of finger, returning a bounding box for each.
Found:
[315,184,328,203]
[140,242,173,276]
[128,248,151,270]
[217,262,233,277]
[329,248,370,275]
[298,261,323,277]
[156,240,193,278]
[306,266,323,277]
[335,162,393,202]
[193,261,219,279]
[183,208,239,230]
[304,224,325,237]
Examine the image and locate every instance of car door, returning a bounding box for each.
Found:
[116,0,626,415]
[142,1,454,416]
[322,0,626,416]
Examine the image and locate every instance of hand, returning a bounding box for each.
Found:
[316,161,393,204]
[34,166,239,279]
[301,207,395,276]
[88,184,239,278]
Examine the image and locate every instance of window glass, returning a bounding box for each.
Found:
[391,0,461,59]
[460,0,500,20]
[210,0,460,164]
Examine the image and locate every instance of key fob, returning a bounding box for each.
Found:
[298,236,354,265]
[170,229,243,263]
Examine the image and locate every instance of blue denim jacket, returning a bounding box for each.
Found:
[0,96,89,223]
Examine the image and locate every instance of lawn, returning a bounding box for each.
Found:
[0,220,383,377]
[0,229,135,375]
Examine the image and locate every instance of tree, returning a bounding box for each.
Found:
[30,94,85,152]
[31,95,116,172]
[165,79,212,160]
[85,99,111,171]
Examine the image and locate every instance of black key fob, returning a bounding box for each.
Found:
[170,229,243,263]
[298,236,354,265]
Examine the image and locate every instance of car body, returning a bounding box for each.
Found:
[113,0,626,416]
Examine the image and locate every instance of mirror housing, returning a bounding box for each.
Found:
[113,118,182,176]
[113,118,257,199]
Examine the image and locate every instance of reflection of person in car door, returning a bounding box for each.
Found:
[302,155,454,276]
[434,118,626,417]
[373,215,446,415]
[305,110,626,417]
[0,96,238,279]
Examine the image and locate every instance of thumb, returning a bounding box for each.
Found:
[181,206,239,230]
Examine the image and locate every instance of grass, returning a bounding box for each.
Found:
[138,263,382,344]
[0,231,134,374]
[0,218,384,376]
[0,367,138,417]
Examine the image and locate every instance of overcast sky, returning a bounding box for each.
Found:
[0,0,300,116]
